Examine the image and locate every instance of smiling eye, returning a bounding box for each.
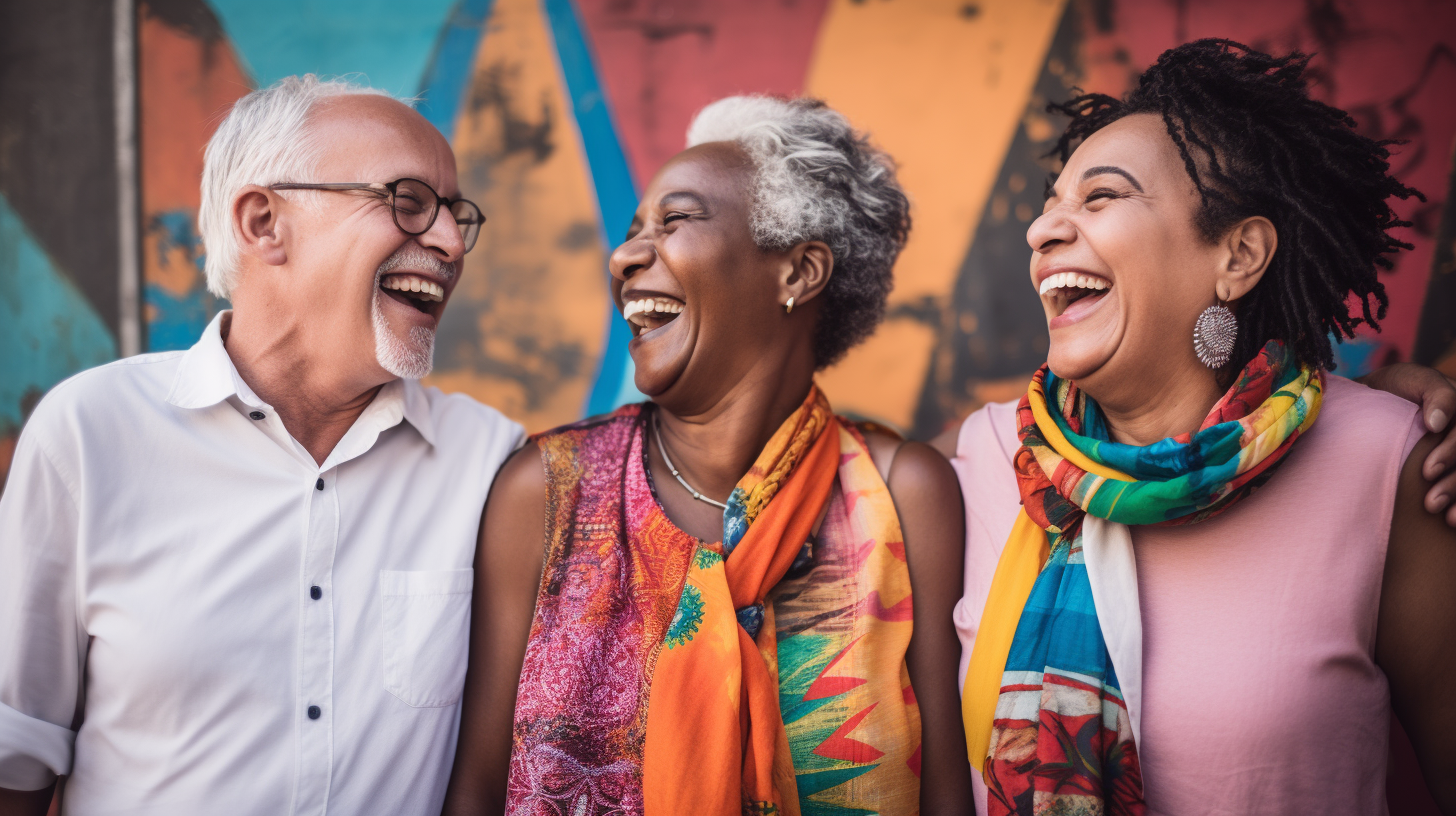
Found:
[1085,188,1122,203]
[662,212,689,225]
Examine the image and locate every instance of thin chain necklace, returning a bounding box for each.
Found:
[652,415,729,510]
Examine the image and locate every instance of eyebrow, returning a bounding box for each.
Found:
[1081,165,1144,192]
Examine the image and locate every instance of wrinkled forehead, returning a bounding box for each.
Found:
[642,142,755,207]
[307,95,460,197]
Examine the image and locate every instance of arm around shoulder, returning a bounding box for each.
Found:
[882,439,975,814]
[1378,433,1456,812]
[443,440,548,816]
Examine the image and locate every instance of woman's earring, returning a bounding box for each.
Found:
[1193,301,1237,369]
[784,296,795,315]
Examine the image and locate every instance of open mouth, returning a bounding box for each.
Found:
[379,273,445,315]
[1039,271,1111,318]
[623,296,684,338]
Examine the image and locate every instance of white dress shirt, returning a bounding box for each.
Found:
[0,312,523,815]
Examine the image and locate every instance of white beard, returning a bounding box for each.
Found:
[371,288,436,380]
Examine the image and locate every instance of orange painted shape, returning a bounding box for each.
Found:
[805,0,1068,429]
[425,0,609,433]
[138,6,251,298]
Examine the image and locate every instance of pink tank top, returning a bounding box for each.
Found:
[951,375,1423,816]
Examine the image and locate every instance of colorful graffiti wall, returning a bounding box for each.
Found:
[4,0,1455,485]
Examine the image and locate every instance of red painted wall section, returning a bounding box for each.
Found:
[575,0,832,188]
[1076,0,1456,368]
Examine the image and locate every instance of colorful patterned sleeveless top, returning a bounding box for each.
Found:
[506,402,922,815]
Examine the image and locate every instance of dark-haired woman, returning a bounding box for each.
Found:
[944,40,1456,815]
[443,97,972,815]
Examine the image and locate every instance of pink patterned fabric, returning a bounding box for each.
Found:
[508,407,697,815]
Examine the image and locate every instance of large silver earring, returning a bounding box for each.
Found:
[1193,303,1237,368]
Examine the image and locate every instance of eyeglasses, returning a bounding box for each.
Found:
[268,177,484,252]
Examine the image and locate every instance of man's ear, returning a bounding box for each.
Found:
[234,185,289,267]
[1219,215,1277,302]
[780,241,834,308]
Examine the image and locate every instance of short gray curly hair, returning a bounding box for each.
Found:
[686,96,910,368]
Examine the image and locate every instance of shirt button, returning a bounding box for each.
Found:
[310,586,322,600]
[315,478,324,491]
[307,705,321,720]
[248,411,265,420]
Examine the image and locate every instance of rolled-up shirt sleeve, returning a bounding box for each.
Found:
[0,428,83,790]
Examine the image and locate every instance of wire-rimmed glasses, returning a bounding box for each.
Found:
[268,177,484,252]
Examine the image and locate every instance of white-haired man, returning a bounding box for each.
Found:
[0,76,522,816]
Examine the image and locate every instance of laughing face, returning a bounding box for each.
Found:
[272,95,466,382]
[1028,113,1228,397]
[609,142,804,409]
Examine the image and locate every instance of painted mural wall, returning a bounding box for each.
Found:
[3,0,1455,481]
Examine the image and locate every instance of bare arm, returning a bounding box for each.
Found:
[442,442,548,816]
[1360,363,1456,527]
[1377,433,1456,813]
[869,435,975,814]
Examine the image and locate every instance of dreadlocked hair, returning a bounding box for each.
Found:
[1048,38,1423,374]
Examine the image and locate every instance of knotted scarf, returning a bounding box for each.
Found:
[642,384,920,815]
[962,341,1323,815]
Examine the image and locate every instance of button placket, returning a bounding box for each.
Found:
[293,469,338,815]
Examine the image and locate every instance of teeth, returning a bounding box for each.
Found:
[381,275,444,302]
[1038,271,1110,296]
[622,297,684,323]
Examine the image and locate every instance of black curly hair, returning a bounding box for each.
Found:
[1047,38,1423,374]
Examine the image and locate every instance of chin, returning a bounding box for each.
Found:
[1045,336,1115,383]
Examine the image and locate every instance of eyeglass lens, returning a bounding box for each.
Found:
[390,178,483,252]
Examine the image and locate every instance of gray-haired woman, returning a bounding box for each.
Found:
[442,97,972,815]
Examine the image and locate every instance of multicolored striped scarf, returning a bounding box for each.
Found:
[962,341,1323,815]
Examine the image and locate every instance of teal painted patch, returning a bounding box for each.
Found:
[144,209,224,352]
[1329,334,1383,378]
[0,194,116,430]
[209,0,458,97]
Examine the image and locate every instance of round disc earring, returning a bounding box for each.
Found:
[1193,301,1237,369]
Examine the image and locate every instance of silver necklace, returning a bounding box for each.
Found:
[652,416,729,510]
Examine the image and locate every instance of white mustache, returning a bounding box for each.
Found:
[376,244,457,283]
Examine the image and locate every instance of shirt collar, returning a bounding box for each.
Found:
[166,310,437,448]
[166,311,246,410]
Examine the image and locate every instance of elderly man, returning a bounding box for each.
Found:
[0,76,521,815]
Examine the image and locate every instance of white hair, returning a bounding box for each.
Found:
[198,74,397,299]
[686,96,910,367]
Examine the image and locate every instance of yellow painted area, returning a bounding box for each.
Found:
[805,0,1067,428]
[425,0,609,433]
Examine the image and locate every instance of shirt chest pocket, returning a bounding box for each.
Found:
[380,569,473,708]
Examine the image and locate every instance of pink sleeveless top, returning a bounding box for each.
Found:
[952,375,1423,816]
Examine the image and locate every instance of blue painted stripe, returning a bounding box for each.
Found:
[0,193,116,430]
[540,0,642,416]
[416,0,496,137]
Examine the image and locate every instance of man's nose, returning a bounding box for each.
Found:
[419,205,467,264]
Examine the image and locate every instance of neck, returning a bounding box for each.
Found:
[654,351,817,505]
[222,309,388,465]
[1089,363,1225,447]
